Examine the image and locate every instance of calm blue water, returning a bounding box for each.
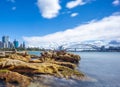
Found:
[28,51,41,56]
[27,51,120,87]
[75,52,120,87]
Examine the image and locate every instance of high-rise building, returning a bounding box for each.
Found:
[0,41,2,48]
[23,42,25,48]
[19,42,26,49]
[2,36,9,48]
[13,39,19,48]
[8,41,14,48]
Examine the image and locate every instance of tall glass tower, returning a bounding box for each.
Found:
[2,36,9,48]
[13,39,19,48]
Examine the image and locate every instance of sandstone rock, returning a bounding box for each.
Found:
[0,70,31,87]
[29,59,42,63]
[0,51,85,87]
[51,61,76,69]
[40,51,80,64]
[30,54,40,58]
[0,58,37,70]
[0,58,84,79]
[41,51,53,58]
[8,53,31,62]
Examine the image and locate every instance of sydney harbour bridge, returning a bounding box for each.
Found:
[59,44,101,52]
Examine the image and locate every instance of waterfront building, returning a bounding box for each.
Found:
[13,39,19,48]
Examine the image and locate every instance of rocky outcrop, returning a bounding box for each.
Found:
[8,53,31,62]
[0,70,31,87]
[0,58,84,78]
[40,51,80,64]
[30,54,40,59]
[0,52,5,58]
[0,50,84,87]
[50,61,76,69]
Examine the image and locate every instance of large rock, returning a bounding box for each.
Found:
[8,53,31,62]
[40,51,81,64]
[0,58,84,79]
[0,52,5,58]
[0,70,31,87]
[0,51,85,87]
[0,58,37,70]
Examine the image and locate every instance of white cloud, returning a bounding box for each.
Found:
[71,13,78,17]
[23,13,120,48]
[37,0,61,19]
[12,6,16,10]
[7,0,15,3]
[112,0,120,6]
[66,0,86,9]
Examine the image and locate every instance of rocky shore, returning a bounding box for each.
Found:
[0,50,85,87]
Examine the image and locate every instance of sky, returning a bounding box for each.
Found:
[0,0,120,47]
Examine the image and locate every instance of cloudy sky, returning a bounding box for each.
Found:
[0,0,120,47]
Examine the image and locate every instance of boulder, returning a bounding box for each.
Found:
[0,58,84,79]
[8,53,31,62]
[40,51,80,64]
[30,54,40,58]
[29,59,42,63]
[0,51,85,87]
[0,70,31,87]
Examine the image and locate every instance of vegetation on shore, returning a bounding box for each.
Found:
[0,47,45,51]
[1,46,120,52]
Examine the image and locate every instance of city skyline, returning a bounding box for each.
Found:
[0,0,120,48]
[0,35,25,48]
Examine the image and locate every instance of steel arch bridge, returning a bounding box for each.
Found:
[63,44,101,51]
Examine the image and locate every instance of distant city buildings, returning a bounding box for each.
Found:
[13,39,19,48]
[2,36,9,48]
[0,41,2,48]
[0,35,25,49]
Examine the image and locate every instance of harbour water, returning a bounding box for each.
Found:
[28,51,120,87]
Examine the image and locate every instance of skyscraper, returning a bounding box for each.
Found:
[8,41,14,48]
[0,41,2,48]
[19,42,26,49]
[23,42,25,48]
[2,36,9,48]
[13,39,19,48]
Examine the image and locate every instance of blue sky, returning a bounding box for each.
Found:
[0,0,120,47]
